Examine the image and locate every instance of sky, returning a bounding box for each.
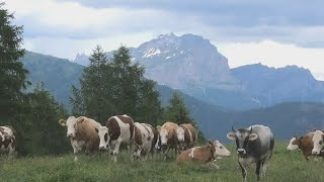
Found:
[5,0,324,80]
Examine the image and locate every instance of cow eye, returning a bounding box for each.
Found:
[219,146,223,149]
[104,133,108,142]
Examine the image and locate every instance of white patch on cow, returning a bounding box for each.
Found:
[113,116,131,143]
[214,140,231,157]
[176,127,185,142]
[160,128,169,145]
[66,116,77,138]
[189,147,196,158]
[287,137,299,151]
[0,132,4,142]
[312,130,324,155]
[98,126,109,150]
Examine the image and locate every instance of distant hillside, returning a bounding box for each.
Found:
[21,51,83,107]
[232,64,324,106]
[74,33,324,111]
[23,51,324,140]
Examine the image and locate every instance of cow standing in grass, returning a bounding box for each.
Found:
[176,123,198,151]
[287,131,324,160]
[176,140,230,168]
[97,114,134,162]
[158,121,179,159]
[133,122,155,159]
[0,125,16,155]
[59,116,101,161]
[227,124,274,182]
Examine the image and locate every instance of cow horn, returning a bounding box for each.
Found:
[231,126,236,132]
[58,119,67,126]
[249,126,253,133]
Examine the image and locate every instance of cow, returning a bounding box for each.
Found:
[311,130,324,155]
[176,123,198,151]
[59,116,101,161]
[0,126,16,155]
[287,131,324,160]
[176,140,230,168]
[227,124,274,182]
[158,121,179,159]
[97,114,135,162]
[133,122,155,159]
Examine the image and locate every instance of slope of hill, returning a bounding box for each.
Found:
[23,51,324,139]
[74,33,324,111]
[21,51,83,107]
[232,64,324,106]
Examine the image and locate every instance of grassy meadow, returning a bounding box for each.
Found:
[0,142,324,182]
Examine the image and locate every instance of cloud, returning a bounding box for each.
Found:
[218,40,324,80]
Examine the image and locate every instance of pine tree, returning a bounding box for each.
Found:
[0,3,29,121]
[164,92,192,124]
[71,46,162,124]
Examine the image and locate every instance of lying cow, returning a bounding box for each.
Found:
[59,116,101,161]
[287,131,324,160]
[97,114,134,162]
[176,123,198,150]
[158,121,179,159]
[311,129,324,155]
[176,140,230,167]
[0,126,16,155]
[133,122,155,159]
[227,124,274,182]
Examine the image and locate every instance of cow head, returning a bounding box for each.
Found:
[159,127,169,150]
[213,140,231,157]
[59,116,77,138]
[96,126,110,151]
[287,136,299,151]
[312,130,324,155]
[176,126,185,142]
[227,126,258,157]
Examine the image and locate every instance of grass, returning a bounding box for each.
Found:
[0,142,324,182]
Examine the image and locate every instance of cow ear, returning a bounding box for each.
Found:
[95,128,99,133]
[249,133,258,141]
[227,132,236,141]
[58,119,66,126]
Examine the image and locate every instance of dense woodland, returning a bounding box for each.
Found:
[0,4,199,155]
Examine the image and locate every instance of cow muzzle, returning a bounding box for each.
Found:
[312,149,320,155]
[237,148,246,156]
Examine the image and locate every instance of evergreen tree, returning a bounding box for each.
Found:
[0,3,29,121]
[71,46,162,124]
[16,85,69,155]
[164,92,192,124]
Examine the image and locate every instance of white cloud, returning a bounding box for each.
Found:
[218,40,324,80]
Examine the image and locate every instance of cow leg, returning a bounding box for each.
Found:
[238,161,247,182]
[261,159,268,177]
[112,141,121,163]
[256,160,262,181]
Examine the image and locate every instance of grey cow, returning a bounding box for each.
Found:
[227,124,274,182]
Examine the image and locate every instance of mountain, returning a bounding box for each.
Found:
[21,51,324,140]
[232,63,324,106]
[21,51,83,107]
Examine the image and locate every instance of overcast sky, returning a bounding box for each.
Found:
[5,0,324,80]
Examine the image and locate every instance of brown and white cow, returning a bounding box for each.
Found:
[176,123,198,150]
[59,116,101,161]
[158,121,179,159]
[97,114,135,162]
[176,140,231,167]
[287,131,324,160]
[0,126,16,155]
[133,122,155,159]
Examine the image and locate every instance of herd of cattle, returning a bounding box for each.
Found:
[1,115,324,181]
